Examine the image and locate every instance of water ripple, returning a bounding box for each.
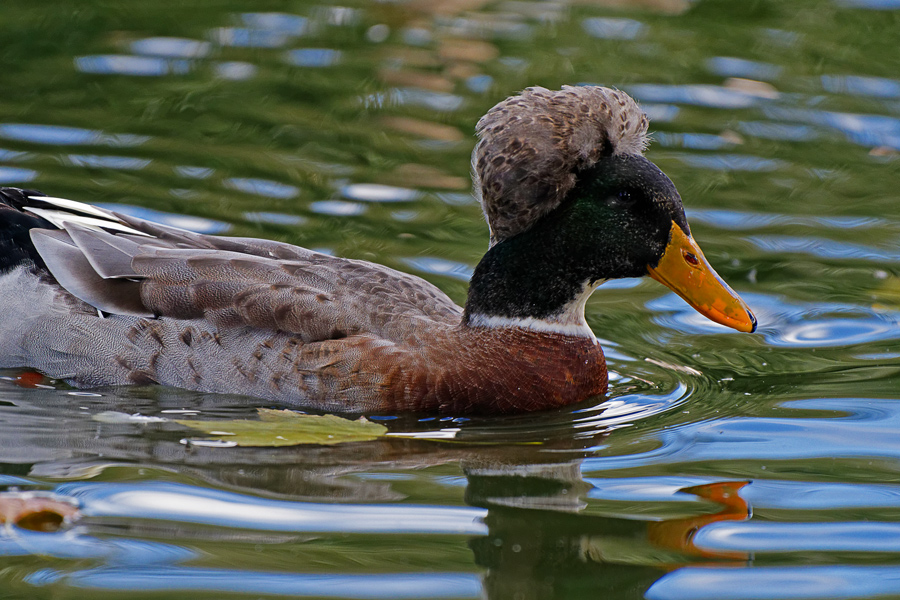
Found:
[748,234,900,261]
[209,27,292,48]
[66,154,151,170]
[240,12,309,35]
[97,204,230,234]
[0,124,149,147]
[76,55,193,76]
[648,565,900,600]
[650,292,900,348]
[130,37,211,58]
[671,153,788,171]
[403,257,473,281]
[225,177,300,199]
[586,476,900,509]
[29,567,483,598]
[0,167,37,183]
[0,528,195,564]
[696,520,900,553]
[737,121,820,141]
[284,48,342,68]
[706,57,782,81]
[822,74,900,98]
[341,183,420,203]
[582,17,646,40]
[763,105,900,150]
[55,481,488,535]
[583,397,900,473]
[687,208,885,230]
[628,84,768,109]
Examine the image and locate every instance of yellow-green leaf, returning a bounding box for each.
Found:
[176,409,388,447]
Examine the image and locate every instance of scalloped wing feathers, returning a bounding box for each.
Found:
[25,206,462,342]
[473,85,649,246]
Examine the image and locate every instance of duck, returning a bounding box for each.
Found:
[0,86,756,414]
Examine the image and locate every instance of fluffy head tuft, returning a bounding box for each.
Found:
[472,85,649,246]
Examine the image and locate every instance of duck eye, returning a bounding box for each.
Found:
[607,190,635,207]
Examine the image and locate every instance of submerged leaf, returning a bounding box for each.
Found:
[176,409,388,447]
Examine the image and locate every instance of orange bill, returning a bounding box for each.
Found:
[648,222,757,333]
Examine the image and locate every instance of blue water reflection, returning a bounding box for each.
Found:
[0,149,30,161]
[66,155,151,170]
[650,292,900,348]
[0,166,37,183]
[76,55,193,76]
[587,383,693,429]
[647,565,900,600]
[587,476,900,510]
[310,200,367,216]
[653,133,737,150]
[763,105,900,150]
[672,153,787,171]
[401,27,432,46]
[742,479,900,509]
[628,84,767,109]
[581,17,646,40]
[641,103,681,123]
[686,208,885,231]
[390,88,466,112]
[240,12,309,35]
[466,75,493,93]
[244,211,307,225]
[822,74,900,98]
[209,27,292,48]
[583,398,900,472]
[838,0,900,8]
[130,37,211,58]
[97,204,230,234]
[284,48,342,67]
[748,234,900,261]
[0,529,195,564]
[225,177,300,199]
[403,257,473,281]
[55,481,487,535]
[737,121,820,141]
[0,124,149,147]
[342,183,420,203]
[696,520,900,553]
[215,61,258,80]
[706,57,782,81]
[30,567,483,599]
[437,15,531,40]
[585,476,717,503]
[174,165,214,179]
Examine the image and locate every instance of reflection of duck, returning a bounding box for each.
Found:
[0,86,755,414]
[647,481,752,562]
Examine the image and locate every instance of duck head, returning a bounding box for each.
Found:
[465,85,756,334]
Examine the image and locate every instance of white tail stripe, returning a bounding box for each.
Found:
[29,196,117,220]
[27,207,151,237]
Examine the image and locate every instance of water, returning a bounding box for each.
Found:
[0,0,899,598]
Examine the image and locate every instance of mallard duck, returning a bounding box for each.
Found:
[0,86,755,414]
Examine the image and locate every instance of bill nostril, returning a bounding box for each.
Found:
[683,251,700,266]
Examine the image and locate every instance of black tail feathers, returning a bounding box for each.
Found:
[0,187,53,273]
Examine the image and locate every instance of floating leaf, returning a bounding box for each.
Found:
[176,409,388,447]
[0,492,80,532]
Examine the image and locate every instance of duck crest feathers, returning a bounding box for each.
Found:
[473,85,649,246]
